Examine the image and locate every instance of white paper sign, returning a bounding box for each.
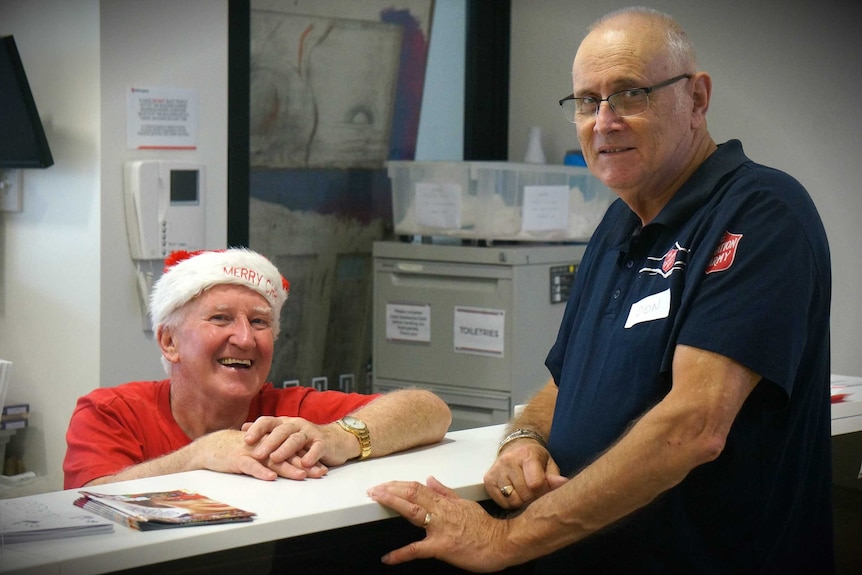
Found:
[522,185,569,231]
[415,182,462,229]
[386,303,431,343]
[453,306,505,357]
[127,86,198,150]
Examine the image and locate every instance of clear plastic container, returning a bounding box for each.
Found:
[388,160,613,242]
[388,161,478,238]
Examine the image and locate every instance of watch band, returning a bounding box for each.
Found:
[337,417,372,460]
[497,428,549,455]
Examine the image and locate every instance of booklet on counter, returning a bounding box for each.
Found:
[0,497,115,543]
[73,489,256,531]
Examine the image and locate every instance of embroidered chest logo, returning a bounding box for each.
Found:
[706,231,743,274]
[640,242,690,278]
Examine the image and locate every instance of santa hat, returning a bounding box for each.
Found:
[149,248,290,335]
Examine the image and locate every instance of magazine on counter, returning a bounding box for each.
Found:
[73,489,256,531]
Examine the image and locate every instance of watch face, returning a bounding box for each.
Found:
[341,415,366,430]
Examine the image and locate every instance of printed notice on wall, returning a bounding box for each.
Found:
[453,306,505,357]
[386,303,431,343]
[127,86,198,149]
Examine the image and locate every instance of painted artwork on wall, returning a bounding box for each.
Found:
[250,15,401,169]
[250,0,432,169]
[248,0,434,391]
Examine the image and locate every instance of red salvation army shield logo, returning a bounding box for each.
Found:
[662,248,679,273]
[706,231,742,274]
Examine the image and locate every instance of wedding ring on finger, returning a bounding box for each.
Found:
[422,511,432,528]
[500,485,514,498]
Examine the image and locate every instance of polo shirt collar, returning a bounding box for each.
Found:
[611,139,749,253]
[652,139,748,230]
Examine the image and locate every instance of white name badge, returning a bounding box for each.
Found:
[624,288,671,329]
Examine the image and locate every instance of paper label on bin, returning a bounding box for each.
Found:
[522,185,569,231]
[415,182,462,229]
[386,303,431,343]
[453,306,505,357]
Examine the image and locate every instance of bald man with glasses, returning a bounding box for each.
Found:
[369,7,833,574]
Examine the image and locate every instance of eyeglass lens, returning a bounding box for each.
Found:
[562,90,649,122]
[596,91,646,117]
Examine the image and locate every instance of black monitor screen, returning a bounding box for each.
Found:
[170,170,199,204]
[0,35,53,168]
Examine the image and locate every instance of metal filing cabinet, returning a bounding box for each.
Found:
[372,241,586,430]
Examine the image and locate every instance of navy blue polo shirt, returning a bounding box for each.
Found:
[540,140,833,574]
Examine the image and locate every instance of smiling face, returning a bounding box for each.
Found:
[158,284,275,406]
[572,12,708,220]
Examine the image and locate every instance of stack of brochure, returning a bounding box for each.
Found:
[74,490,256,531]
[1,403,29,430]
[0,497,114,543]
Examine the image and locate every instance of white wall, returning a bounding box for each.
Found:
[510,0,862,376]
[0,0,228,495]
[0,0,101,494]
[98,0,229,388]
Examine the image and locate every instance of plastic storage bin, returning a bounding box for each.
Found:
[387,160,613,242]
[387,161,478,238]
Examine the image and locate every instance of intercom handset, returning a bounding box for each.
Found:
[124,160,207,333]
[124,160,206,260]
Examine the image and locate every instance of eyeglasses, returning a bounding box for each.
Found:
[559,74,692,123]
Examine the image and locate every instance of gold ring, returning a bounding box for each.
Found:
[422,511,432,528]
[500,485,514,497]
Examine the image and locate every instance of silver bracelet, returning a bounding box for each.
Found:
[497,428,548,455]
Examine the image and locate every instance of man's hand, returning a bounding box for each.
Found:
[187,428,320,481]
[241,416,359,475]
[483,439,568,509]
[368,476,517,573]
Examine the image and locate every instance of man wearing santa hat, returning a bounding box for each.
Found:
[63,248,451,488]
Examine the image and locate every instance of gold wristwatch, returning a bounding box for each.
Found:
[336,415,372,460]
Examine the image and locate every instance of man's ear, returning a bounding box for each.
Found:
[157,325,180,365]
[690,71,712,129]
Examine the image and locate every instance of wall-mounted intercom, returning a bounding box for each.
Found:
[124,160,207,332]
[124,160,206,260]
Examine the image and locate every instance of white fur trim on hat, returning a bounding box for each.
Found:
[149,248,289,333]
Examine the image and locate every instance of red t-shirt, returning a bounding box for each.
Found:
[63,380,378,489]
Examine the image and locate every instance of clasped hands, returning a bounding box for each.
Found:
[195,416,354,481]
[366,438,568,571]
[483,438,568,509]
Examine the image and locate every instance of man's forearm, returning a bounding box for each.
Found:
[83,428,251,486]
[504,401,701,563]
[351,389,451,457]
[508,379,557,438]
[503,365,755,563]
[83,443,200,486]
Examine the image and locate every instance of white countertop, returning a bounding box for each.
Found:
[831,374,862,436]
[0,424,507,575]
[1,374,859,574]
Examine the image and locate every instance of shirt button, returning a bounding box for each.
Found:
[626,260,634,269]
[613,289,621,299]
